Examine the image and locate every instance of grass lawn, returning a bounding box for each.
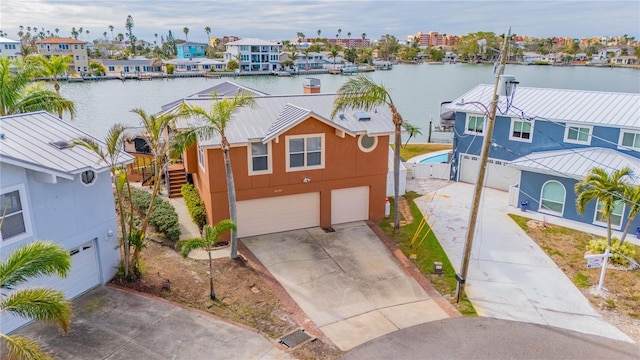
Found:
[509,213,640,342]
[398,143,452,162]
[379,192,476,316]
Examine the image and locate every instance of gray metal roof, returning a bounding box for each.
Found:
[510,147,640,185]
[0,111,133,179]
[171,92,394,147]
[99,59,154,66]
[225,38,281,46]
[160,82,268,111]
[444,85,640,129]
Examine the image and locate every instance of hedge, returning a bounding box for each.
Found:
[130,188,181,242]
[181,183,207,231]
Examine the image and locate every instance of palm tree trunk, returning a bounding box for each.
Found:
[223,147,239,259]
[390,104,402,230]
[134,156,163,267]
[208,250,216,300]
[607,217,612,246]
[115,185,129,277]
[619,215,635,245]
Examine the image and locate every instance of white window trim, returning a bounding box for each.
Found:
[80,170,97,186]
[358,134,378,153]
[0,184,33,245]
[247,141,273,176]
[617,129,640,151]
[592,199,624,230]
[464,113,485,136]
[538,180,566,216]
[285,133,325,172]
[563,124,593,145]
[198,147,206,172]
[509,118,534,143]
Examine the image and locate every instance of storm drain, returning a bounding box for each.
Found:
[278,328,315,349]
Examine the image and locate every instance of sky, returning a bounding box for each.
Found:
[1,0,639,43]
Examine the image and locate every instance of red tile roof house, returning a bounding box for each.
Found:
[162,80,396,237]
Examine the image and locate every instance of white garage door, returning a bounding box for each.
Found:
[237,193,320,237]
[331,186,369,224]
[0,240,101,334]
[459,153,521,191]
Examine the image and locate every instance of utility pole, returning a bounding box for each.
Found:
[456,29,511,303]
[428,115,433,143]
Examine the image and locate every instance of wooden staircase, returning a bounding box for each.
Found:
[166,163,187,198]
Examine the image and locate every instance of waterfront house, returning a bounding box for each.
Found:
[99,58,164,78]
[611,55,638,65]
[280,51,325,70]
[446,84,640,232]
[164,57,226,72]
[176,41,207,59]
[224,38,283,72]
[163,80,395,237]
[35,37,89,75]
[0,36,21,60]
[0,111,133,333]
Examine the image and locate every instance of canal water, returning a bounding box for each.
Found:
[60,64,640,143]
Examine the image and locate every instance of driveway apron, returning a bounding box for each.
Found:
[414,182,633,343]
[242,221,450,351]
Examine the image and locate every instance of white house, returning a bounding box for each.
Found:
[0,111,133,333]
[0,36,21,60]
[224,38,282,72]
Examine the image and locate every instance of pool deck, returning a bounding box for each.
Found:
[406,149,452,164]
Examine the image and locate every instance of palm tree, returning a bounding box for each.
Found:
[328,46,339,70]
[331,74,404,230]
[0,241,72,360]
[108,25,114,40]
[204,26,211,40]
[317,29,321,39]
[34,55,73,117]
[54,28,59,35]
[125,15,134,53]
[0,57,75,117]
[575,167,630,246]
[102,31,107,40]
[402,122,422,147]
[178,220,236,300]
[619,184,640,244]
[183,27,189,42]
[129,109,179,271]
[73,124,134,278]
[175,92,255,260]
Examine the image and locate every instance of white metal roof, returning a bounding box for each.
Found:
[225,38,281,46]
[509,147,640,185]
[444,84,640,129]
[171,92,394,147]
[0,111,133,179]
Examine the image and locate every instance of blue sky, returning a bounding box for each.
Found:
[2,1,639,43]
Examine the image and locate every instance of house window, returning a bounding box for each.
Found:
[81,170,96,185]
[74,44,78,49]
[510,119,533,142]
[358,134,378,152]
[248,142,272,175]
[286,134,324,171]
[539,180,565,215]
[594,199,624,229]
[198,147,205,170]
[0,186,31,243]
[75,55,79,60]
[465,114,484,134]
[564,125,592,144]
[619,131,640,150]
[108,66,115,71]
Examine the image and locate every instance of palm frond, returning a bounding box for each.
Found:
[0,241,71,290]
[0,287,72,333]
[177,238,207,258]
[331,74,391,119]
[1,334,55,360]
[13,84,76,118]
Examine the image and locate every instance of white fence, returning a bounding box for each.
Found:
[405,162,451,180]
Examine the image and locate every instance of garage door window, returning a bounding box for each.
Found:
[286,134,324,171]
[0,185,32,243]
[539,180,565,215]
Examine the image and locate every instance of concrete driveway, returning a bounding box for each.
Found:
[241,221,453,351]
[414,182,633,343]
[14,286,290,360]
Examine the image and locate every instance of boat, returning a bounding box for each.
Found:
[439,101,455,131]
[341,66,359,74]
[204,72,221,78]
[68,75,84,83]
[274,71,291,77]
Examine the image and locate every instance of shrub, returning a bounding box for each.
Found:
[130,189,181,243]
[181,183,207,230]
[166,63,175,74]
[586,238,637,267]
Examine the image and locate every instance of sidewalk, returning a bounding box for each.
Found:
[414,182,634,343]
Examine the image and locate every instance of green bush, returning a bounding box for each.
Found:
[130,189,181,243]
[586,238,637,267]
[181,183,207,230]
[166,63,175,74]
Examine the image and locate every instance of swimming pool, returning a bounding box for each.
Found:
[419,152,449,164]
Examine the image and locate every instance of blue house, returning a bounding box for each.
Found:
[176,41,207,59]
[446,84,640,233]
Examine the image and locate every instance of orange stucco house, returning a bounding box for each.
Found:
[165,80,394,237]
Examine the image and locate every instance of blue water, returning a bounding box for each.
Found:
[419,153,449,164]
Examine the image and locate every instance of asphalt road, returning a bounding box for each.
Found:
[341,317,640,360]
